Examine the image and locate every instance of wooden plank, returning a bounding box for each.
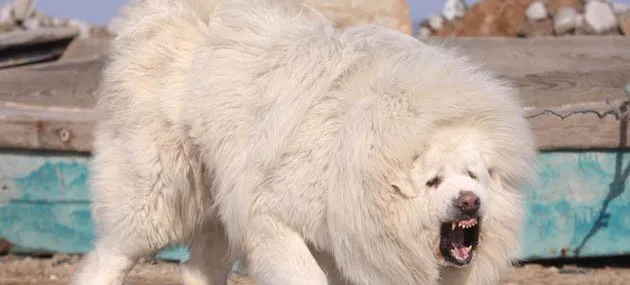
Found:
[4,99,625,152]
[0,56,103,109]
[1,150,629,261]
[0,46,66,69]
[3,36,628,112]
[59,37,112,61]
[0,103,96,153]
[0,28,78,69]
[509,67,629,110]
[426,36,630,108]
[0,27,78,51]
[526,100,630,150]
[0,37,629,151]
[4,101,627,152]
[426,36,630,77]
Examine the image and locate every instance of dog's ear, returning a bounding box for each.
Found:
[488,168,503,191]
[391,169,418,199]
[391,155,421,198]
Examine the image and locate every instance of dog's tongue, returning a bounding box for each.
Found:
[452,246,470,259]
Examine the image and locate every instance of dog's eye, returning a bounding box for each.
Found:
[466,170,478,180]
[426,176,442,188]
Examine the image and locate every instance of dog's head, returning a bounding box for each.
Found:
[392,126,497,268]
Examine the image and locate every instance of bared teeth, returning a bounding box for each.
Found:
[450,246,473,260]
[457,218,478,229]
[449,218,479,231]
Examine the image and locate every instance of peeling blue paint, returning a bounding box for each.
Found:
[521,151,630,259]
[1,150,629,262]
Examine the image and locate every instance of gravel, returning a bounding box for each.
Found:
[1,254,629,285]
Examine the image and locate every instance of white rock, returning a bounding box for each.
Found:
[22,16,40,30]
[575,13,586,29]
[585,0,618,34]
[442,0,467,22]
[553,7,578,35]
[526,1,548,21]
[427,14,444,31]
[51,17,67,27]
[32,10,52,27]
[415,26,432,38]
[40,17,53,27]
[67,19,91,38]
[0,3,13,24]
[11,0,36,22]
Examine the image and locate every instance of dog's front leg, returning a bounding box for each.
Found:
[244,214,328,285]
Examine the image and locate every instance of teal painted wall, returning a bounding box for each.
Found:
[0,150,629,261]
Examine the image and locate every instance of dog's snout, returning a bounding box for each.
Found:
[456,191,480,215]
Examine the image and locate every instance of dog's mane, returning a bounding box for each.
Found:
[325,25,538,285]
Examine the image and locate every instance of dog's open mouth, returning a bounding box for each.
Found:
[439,217,480,266]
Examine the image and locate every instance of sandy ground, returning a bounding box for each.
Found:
[1,254,630,285]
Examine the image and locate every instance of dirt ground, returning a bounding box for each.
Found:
[1,253,630,285]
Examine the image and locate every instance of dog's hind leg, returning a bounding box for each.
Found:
[69,189,173,285]
[70,240,143,285]
[181,220,236,285]
[70,186,182,285]
[69,148,187,284]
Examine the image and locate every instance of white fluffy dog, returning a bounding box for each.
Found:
[71,0,538,285]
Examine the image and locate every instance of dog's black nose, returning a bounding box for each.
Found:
[456,191,480,215]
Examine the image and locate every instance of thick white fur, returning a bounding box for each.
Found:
[71,0,538,285]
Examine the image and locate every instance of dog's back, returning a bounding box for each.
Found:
[76,1,352,284]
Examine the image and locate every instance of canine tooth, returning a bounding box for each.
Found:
[452,222,456,230]
[462,246,471,254]
[466,245,472,251]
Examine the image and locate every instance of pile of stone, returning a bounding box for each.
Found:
[416,0,630,38]
[0,0,97,38]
